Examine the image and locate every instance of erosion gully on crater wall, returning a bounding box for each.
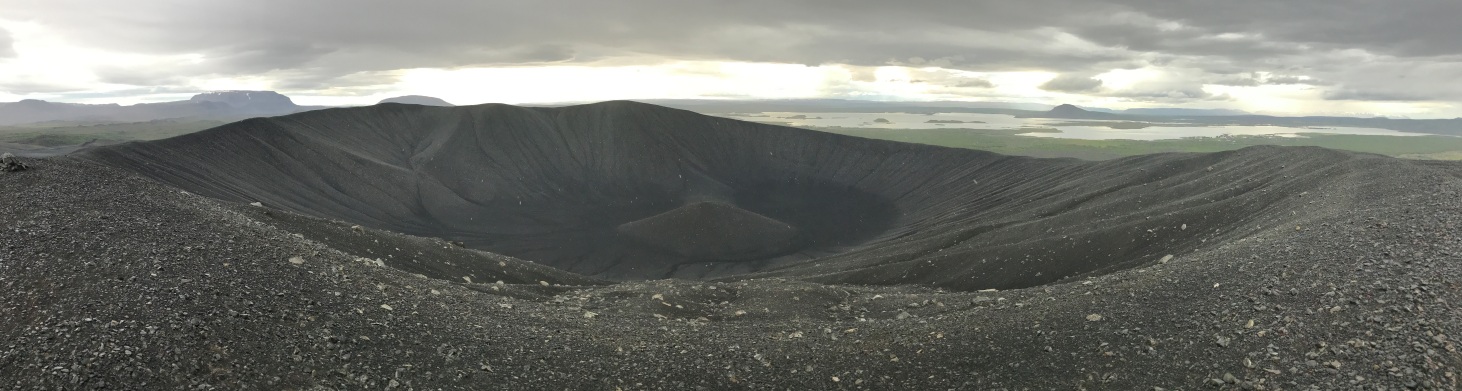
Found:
[82,101,1368,290]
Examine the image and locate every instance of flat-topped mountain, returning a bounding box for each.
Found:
[190,90,298,112]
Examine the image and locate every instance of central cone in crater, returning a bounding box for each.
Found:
[617,201,798,260]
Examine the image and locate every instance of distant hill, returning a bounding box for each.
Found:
[1033,104,1123,120]
[190,91,298,112]
[379,95,455,106]
[1048,104,1088,116]
[0,91,323,126]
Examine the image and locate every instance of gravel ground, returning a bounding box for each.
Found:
[2,152,1461,390]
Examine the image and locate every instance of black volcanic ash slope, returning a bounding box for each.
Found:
[79,102,1418,290]
[9,102,1462,389]
[7,141,1462,390]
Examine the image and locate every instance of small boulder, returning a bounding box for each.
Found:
[1,153,29,172]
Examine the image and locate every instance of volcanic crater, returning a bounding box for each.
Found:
[8,100,1462,389]
[85,101,1352,289]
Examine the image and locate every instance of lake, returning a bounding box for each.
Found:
[720,112,1424,140]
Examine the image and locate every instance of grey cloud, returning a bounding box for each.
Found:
[1205,72,1324,87]
[1082,67,1239,103]
[905,69,996,89]
[1324,90,1431,101]
[1068,22,1305,62]
[0,0,1140,77]
[92,66,190,86]
[1040,75,1103,92]
[0,79,89,94]
[0,28,13,58]
[3,0,1461,106]
[210,41,338,74]
[1133,0,1462,58]
[1265,75,1307,85]
[271,70,402,91]
[954,78,995,88]
[1262,75,1329,85]
[844,66,879,82]
[1209,75,1261,87]
[1105,86,1224,103]
[1314,59,1462,101]
[1102,76,1220,102]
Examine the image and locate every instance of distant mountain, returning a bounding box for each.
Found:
[379,95,455,106]
[1034,104,1123,120]
[1048,104,1087,116]
[0,91,322,126]
[190,91,298,112]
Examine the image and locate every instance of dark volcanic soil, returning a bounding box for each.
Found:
[2,101,1462,389]
[80,101,1435,292]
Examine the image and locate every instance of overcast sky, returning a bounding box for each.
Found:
[2,0,1461,117]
